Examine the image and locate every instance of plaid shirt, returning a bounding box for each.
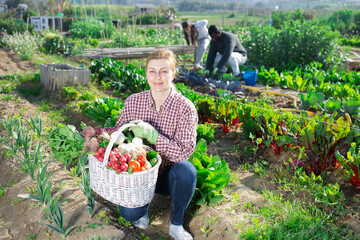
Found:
[114,89,198,172]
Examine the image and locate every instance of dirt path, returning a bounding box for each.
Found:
[0,48,37,75]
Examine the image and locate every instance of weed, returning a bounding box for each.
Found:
[25,233,37,240]
[0,185,5,198]
[11,197,25,206]
[237,190,355,240]
[117,216,132,227]
[96,211,111,226]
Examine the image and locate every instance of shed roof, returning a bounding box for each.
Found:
[135,4,156,9]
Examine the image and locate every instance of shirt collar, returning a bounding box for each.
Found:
[145,88,177,111]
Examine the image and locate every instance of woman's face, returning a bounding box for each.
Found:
[146,59,175,94]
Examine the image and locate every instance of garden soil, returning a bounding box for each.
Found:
[0,48,360,239]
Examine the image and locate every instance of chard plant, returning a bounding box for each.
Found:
[300,115,357,175]
[336,142,360,190]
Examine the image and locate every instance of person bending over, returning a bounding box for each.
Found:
[205,24,247,77]
[182,20,211,70]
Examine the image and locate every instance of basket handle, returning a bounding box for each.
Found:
[102,122,137,168]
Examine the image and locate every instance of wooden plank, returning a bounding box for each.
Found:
[74,45,195,60]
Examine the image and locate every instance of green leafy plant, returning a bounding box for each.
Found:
[61,87,80,101]
[336,142,360,190]
[188,139,231,207]
[25,114,43,137]
[49,124,84,169]
[79,97,123,128]
[37,204,75,239]
[1,31,43,60]
[79,163,95,217]
[197,123,216,144]
[18,163,53,206]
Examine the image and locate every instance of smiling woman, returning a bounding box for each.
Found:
[96,49,199,240]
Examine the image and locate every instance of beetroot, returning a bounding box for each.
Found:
[82,126,96,139]
[84,137,99,153]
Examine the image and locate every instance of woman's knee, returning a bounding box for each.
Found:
[170,161,197,184]
[118,205,148,222]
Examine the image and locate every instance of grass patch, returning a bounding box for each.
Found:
[237,191,357,240]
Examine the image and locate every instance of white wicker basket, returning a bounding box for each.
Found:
[89,124,162,208]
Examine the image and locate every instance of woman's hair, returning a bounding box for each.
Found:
[181,20,190,29]
[181,20,198,46]
[146,49,177,74]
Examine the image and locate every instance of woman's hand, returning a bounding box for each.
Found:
[129,121,159,144]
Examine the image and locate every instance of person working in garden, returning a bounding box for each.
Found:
[182,19,211,71]
[205,25,247,77]
[98,49,198,240]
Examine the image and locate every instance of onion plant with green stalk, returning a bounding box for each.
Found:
[25,114,43,138]
[18,162,53,206]
[79,155,95,217]
[37,204,75,239]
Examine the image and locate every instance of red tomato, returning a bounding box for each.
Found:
[115,153,122,159]
[137,155,146,167]
[98,156,104,162]
[107,162,112,168]
[128,160,140,172]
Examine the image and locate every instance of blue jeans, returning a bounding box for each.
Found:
[118,161,197,225]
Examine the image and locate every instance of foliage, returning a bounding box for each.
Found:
[61,86,80,101]
[37,204,75,239]
[48,124,84,169]
[79,97,123,128]
[325,9,360,36]
[299,115,357,175]
[0,13,32,34]
[178,1,240,12]
[336,142,360,190]
[242,20,344,69]
[1,31,43,60]
[135,14,171,25]
[42,32,74,55]
[107,27,183,48]
[90,58,148,97]
[70,19,116,39]
[79,161,95,217]
[271,9,306,29]
[197,123,216,144]
[18,163,53,206]
[188,139,230,207]
[238,191,353,240]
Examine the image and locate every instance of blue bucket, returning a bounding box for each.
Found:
[242,70,257,86]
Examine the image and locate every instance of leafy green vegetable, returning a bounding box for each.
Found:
[48,124,84,169]
[188,139,230,207]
